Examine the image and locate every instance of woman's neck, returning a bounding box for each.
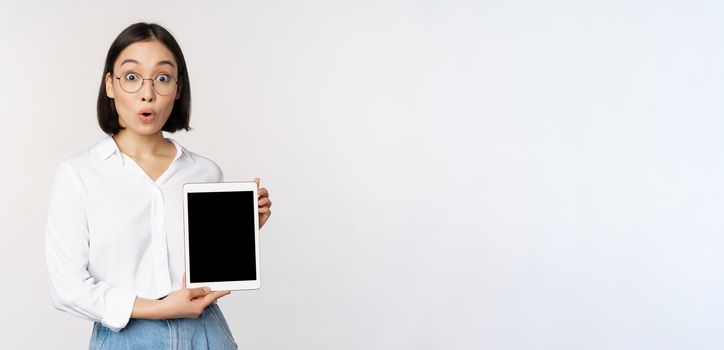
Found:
[112,130,172,158]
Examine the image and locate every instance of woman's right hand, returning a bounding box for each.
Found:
[159,272,231,319]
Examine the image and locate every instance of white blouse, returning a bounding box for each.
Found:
[44,134,224,332]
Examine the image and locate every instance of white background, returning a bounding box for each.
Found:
[1,0,723,349]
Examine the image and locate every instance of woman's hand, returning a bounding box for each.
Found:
[159,272,230,319]
[255,177,272,229]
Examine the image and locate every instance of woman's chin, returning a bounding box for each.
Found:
[118,116,168,136]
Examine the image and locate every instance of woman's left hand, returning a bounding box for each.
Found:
[254,177,272,229]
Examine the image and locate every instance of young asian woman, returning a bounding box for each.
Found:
[44,22,272,350]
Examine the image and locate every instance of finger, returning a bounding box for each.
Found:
[182,272,186,289]
[259,207,270,213]
[258,187,268,198]
[188,286,211,299]
[258,198,271,207]
[202,290,231,306]
[212,290,231,298]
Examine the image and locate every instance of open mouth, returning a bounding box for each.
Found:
[139,112,156,123]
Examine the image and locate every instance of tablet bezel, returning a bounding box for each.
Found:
[183,181,260,291]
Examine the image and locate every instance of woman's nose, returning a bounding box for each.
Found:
[140,80,155,102]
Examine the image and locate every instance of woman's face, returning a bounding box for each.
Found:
[105,39,181,136]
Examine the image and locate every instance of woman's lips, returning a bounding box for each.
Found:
[139,113,155,123]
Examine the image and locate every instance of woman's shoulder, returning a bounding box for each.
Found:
[48,137,106,189]
[168,138,224,182]
[186,149,223,178]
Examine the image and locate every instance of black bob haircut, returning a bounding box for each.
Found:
[97,22,191,135]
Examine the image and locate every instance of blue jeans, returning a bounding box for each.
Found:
[88,303,238,349]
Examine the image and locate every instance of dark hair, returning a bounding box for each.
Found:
[97,22,192,135]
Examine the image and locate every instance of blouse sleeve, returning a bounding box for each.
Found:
[44,161,137,332]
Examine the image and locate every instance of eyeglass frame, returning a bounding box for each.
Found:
[112,71,180,96]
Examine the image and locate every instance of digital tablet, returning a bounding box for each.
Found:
[183,181,260,291]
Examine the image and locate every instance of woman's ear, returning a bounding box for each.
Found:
[105,72,115,99]
[175,80,183,100]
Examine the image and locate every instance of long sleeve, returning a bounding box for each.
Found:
[44,161,137,332]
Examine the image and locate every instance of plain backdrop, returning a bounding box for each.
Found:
[1,0,723,349]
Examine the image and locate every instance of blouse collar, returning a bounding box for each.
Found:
[92,134,195,164]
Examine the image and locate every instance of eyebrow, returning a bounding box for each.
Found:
[120,59,175,68]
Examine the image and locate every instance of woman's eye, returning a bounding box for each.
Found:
[125,73,139,81]
[156,74,169,83]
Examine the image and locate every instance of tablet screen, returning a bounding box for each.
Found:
[187,190,257,283]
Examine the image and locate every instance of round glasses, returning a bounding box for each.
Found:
[114,71,179,96]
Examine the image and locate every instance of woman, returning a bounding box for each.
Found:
[44,22,272,349]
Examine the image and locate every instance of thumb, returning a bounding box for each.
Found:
[201,290,231,306]
[254,177,260,188]
[181,272,187,289]
[188,286,211,299]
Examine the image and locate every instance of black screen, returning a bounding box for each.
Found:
[187,191,257,282]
